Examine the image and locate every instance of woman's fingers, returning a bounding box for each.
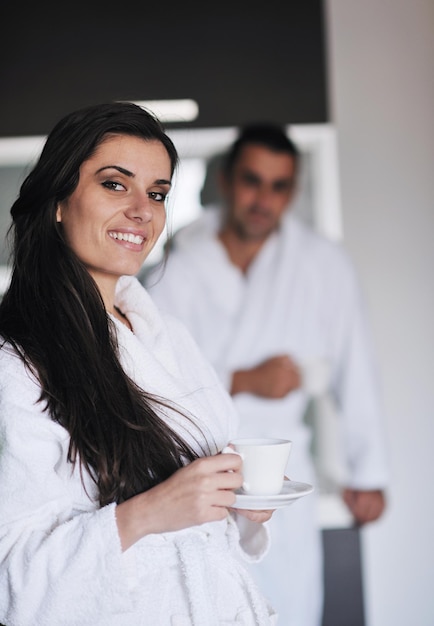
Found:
[233,508,275,523]
[158,453,243,517]
[183,453,243,488]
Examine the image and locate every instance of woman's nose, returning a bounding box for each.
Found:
[125,194,152,222]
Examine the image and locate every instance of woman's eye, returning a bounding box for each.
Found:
[102,180,125,191]
[149,191,167,202]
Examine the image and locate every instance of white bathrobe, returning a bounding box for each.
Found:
[0,276,277,626]
[145,209,390,626]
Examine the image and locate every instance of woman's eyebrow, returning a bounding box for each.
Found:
[96,165,134,177]
[95,165,171,186]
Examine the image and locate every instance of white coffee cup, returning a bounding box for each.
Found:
[227,437,292,496]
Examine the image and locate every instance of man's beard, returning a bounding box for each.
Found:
[232,205,279,242]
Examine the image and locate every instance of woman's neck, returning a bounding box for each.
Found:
[88,272,132,331]
[113,305,133,332]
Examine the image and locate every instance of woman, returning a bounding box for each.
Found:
[0,102,277,625]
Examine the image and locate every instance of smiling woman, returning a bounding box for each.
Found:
[0,102,277,625]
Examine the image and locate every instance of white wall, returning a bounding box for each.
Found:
[325,1,434,624]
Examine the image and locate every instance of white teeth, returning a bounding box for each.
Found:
[109,232,144,245]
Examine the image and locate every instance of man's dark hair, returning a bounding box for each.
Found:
[223,122,300,178]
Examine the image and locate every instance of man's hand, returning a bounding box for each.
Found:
[342,488,386,525]
[231,355,302,398]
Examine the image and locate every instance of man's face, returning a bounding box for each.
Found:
[221,143,297,241]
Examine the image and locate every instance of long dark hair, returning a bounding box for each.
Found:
[0,102,202,505]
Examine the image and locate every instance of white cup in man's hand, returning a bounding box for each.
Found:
[226,438,292,496]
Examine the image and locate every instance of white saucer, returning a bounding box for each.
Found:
[233,480,314,510]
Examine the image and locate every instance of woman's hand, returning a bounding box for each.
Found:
[227,464,285,523]
[231,508,275,523]
[116,453,243,550]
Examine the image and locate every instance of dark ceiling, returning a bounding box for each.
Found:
[0,0,328,136]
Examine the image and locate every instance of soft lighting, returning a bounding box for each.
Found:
[133,99,199,123]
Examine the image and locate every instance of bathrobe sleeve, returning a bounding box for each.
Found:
[323,248,390,489]
[0,348,133,625]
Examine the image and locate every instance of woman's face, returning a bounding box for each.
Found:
[57,134,171,297]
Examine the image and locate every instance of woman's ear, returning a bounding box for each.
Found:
[56,205,62,223]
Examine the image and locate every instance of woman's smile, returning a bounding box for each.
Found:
[108,229,146,247]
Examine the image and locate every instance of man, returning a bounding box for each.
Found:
[144,124,389,626]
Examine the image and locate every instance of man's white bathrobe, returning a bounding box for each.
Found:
[0,276,277,626]
[145,209,390,626]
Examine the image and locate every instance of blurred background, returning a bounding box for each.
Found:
[1,1,433,624]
